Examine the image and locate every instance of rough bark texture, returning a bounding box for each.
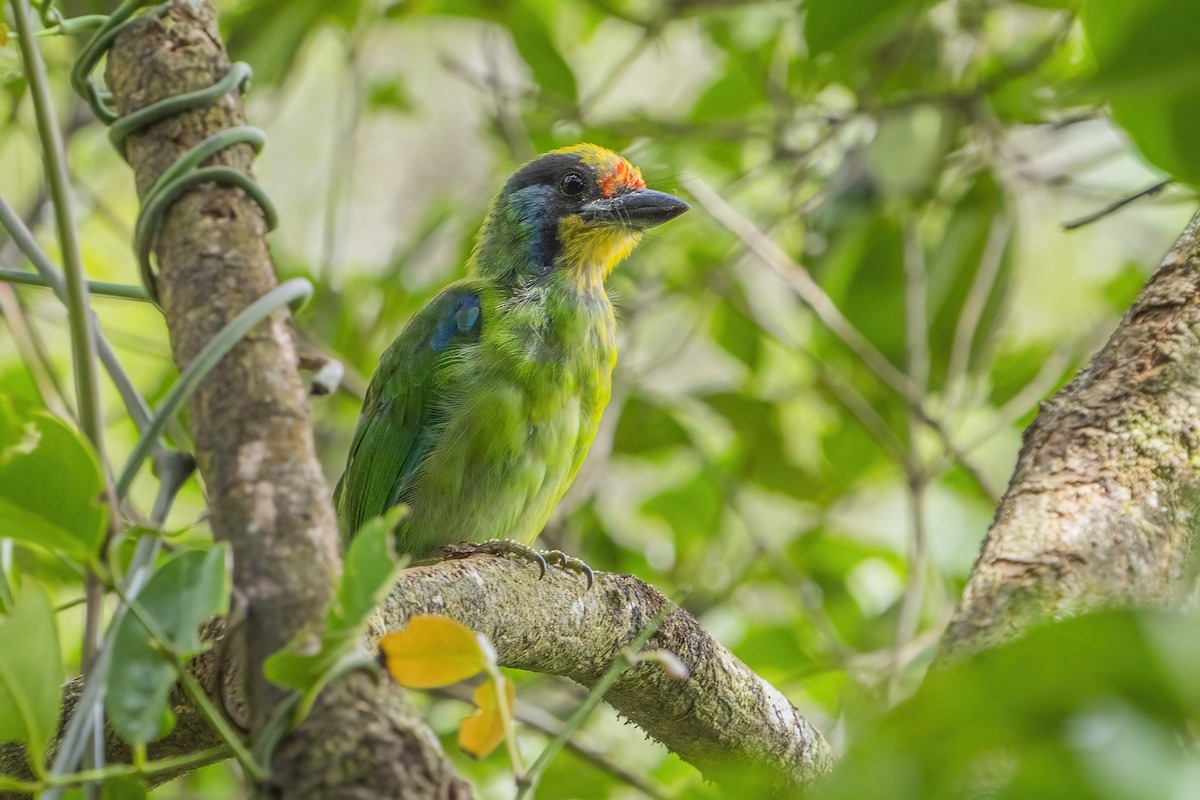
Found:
[374,557,834,790]
[938,209,1200,662]
[0,3,833,795]
[107,0,336,731]
[102,3,471,796]
[1,559,833,796]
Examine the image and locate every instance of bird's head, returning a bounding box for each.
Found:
[472,144,689,292]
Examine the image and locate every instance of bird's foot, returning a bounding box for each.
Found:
[442,539,594,589]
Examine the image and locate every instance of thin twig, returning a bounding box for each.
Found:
[514,606,673,799]
[687,178,923,408]
[482,29,534,163]
[43,745,228,788]
[317,32,365,286]
[891,215,931,702]
[433,684,671,799]
[0,268,152,302]
[0,197,157,437]
[45,468,195,799]
[0,284,73,420]
[810,356,910,470]
[10,0,108,483]
[1062,179,1172,230]
[944,215,1009,415]
[693,187,998,499]
[11,7,115,792]
[957,343,1076,455]
[109,581,265,781]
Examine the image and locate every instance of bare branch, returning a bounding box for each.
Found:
[2,558,834,796]
[1061,179,1172,231]
[938,207,1200,662]
[687,178,922,406]
[374,557,834,791]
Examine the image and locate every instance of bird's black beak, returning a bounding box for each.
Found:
[580,188,690,229]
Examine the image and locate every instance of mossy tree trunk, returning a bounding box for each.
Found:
[104,3,472,796]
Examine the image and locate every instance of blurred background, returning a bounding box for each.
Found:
[2,0,1198,797]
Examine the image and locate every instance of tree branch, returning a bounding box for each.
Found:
[375,557,834,789]
[1,559,833,796]
[2,2,833,794]
[102,2,470,795]
[938,207,1200,662]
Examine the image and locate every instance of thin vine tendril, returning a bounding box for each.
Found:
[68,0,278,300]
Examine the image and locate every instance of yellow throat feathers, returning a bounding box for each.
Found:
[556,215,643,293]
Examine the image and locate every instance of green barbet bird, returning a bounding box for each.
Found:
[334,144,689,561]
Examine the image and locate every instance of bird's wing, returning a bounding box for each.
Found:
[333,282,484,538]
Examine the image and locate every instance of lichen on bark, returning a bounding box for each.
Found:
[939,209,1200,662]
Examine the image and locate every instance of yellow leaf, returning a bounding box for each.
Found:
[380,614,492,688]
[459,675,515,759]
[0,24,7,47]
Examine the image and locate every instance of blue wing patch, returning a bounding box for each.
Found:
[430,293,482,352]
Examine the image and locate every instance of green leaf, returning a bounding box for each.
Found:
[107,548,228,744]
[0,580,61,762]
[1101,261,1150,312]
[865,105,953,197]
[0,398,107,563]
[612,395,691,458]
[1083,0,1200,95]
[223,0,364,87]
[507,1,577,103]
[1109,92,1200,186]
[809,209,906,369]
[266,507,406,697]
[642,472,723,543]
[1081,0,1200,185]
[690,60,765,123]
[262,632,351,696]
[333,505,406,631]
[710,297,762,370]
[1,74,24,109]
[988,341,1066,409]
[413,0,578,102]
[366,77,413,114]
[804,0,922,55]
[926,173,1010,387]
[702,392,820,499]
[817,611,1200,800]
[101,775,147,800]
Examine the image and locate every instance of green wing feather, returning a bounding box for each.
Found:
[333,281,483,539]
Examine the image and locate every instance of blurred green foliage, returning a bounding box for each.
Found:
[819,610,1200,800]
[2,0,1200,796]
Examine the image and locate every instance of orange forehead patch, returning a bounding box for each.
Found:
[598,159,645,198]
[551,143,646,198]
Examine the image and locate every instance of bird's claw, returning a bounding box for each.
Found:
[448,540,593,588]
[541,549,595,590]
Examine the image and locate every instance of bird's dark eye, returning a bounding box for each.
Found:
[559,172,586,198]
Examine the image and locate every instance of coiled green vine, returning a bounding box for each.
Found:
[70,0,278,299]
